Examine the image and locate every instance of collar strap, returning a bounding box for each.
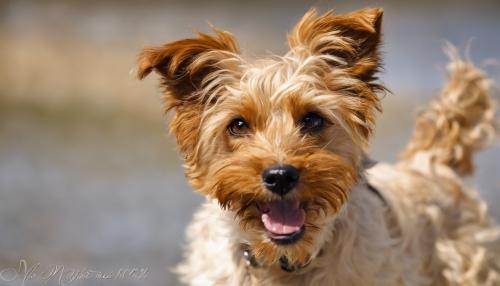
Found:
[366,182,387,205]
[242,247,260,268]
[241,244,312,273]
[279,255,312,272]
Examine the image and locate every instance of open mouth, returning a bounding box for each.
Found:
[258,200,305,245]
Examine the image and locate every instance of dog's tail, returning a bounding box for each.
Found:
[400,46,498,176]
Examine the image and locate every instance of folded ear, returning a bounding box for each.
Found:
[137,29,242,107]
[288,8,383,84]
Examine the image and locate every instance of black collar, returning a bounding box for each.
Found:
[241,244,313,273]
[367,182,387,205]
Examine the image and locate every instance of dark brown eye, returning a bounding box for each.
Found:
[227,118,250,137]
[300,112,325,133]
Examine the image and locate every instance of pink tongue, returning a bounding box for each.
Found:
[261,200,305,235]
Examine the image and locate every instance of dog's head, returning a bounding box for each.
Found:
[138,8,383,266]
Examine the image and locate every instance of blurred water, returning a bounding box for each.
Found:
[0,1,499,285]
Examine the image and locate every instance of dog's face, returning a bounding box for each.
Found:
[138,8,383,266]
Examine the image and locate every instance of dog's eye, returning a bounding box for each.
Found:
[300,112,325,133]
[227,118,250,137]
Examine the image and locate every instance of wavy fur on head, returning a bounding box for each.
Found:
[137,7,500,286]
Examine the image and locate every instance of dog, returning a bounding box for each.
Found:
[137,7,500,285]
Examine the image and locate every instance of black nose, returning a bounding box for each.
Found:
[262,165,300,196]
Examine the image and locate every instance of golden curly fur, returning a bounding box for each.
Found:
[137,7,499,286]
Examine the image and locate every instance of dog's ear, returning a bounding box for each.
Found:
[288,8,383,84]
[137,29,242,162]
[137,29,241,108]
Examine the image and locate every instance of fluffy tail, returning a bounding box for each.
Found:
[401,46,498,176]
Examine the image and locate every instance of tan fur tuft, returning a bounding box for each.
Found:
[401,46,497,175]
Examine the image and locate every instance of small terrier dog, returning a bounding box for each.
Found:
[137,7,500,286]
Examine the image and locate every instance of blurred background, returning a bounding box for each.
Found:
[0,0,499,285]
